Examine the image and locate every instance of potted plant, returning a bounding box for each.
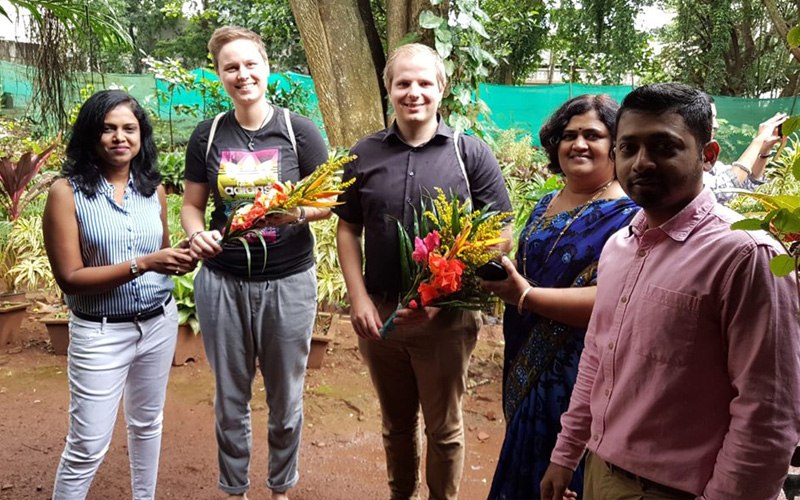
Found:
[41,310,69,355]
[0,300,28,348]
[0,135,60,300]
[172,268,203,366]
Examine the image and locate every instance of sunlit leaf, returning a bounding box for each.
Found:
[770,255,796,277]
[731,219,766,231]
[789,25,800,48]
[772,209,800,234]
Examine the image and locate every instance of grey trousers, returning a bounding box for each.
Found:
[195,265,317,495]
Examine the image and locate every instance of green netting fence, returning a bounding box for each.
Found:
[2,60,796,161]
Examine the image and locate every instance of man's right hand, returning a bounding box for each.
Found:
[349,295,382,340]
[540,463,577,500]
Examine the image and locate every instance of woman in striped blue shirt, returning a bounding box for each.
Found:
[42,90,195,500]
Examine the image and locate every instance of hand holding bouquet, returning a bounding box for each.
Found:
[220,154,356,274]
[381,188,512,338]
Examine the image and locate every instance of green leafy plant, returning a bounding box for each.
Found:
[730,120,800,314]
[266,78,312,117]
[311,214,348,311]
[419,0,498,136]
[172,268,200,334]
[159,149,186,194]
[2,216,57,294]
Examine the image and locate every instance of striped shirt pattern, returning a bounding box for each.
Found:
[64,176,173,317]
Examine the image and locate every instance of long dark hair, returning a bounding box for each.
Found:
[63,90,160,198]
[539,94,619,175]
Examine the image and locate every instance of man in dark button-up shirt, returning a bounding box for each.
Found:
[335,43,512,500]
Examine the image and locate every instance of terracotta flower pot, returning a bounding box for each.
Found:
[41,315,69,355]
[0,292,27,303]
[307,335,331,370]
[0,302,28,348]
[173,324,204,366]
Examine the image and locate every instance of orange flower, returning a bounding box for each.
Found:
[417,253,466,306]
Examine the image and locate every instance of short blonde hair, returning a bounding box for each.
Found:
[383,43,447,91]
[208,26,268,71]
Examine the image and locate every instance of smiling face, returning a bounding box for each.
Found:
[388,52,444,130]
[556,109,614,185]
[95,104,141,170]
[216,38,269,107]
[615,110,718,226]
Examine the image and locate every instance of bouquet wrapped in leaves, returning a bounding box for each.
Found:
[381,188,512,338]
[221,155,356,274]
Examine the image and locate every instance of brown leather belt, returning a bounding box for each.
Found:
[606,461,695,498]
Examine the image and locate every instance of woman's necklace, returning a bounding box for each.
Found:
[522,180,614,278]
[238,106,272,151]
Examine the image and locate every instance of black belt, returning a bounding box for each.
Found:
[606,461,694,498]
[72,296,172,323]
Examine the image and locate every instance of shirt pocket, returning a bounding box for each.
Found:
[633,284,699,366]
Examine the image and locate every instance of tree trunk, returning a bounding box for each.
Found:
[762,0,800,64]
[386,0,447,50]
[289,0,386,148]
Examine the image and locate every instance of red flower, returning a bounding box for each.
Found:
[417,253,466,306]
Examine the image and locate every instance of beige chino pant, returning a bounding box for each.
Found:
[585,452,696,500]
[359,297,481,500]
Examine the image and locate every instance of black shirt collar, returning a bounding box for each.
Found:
[382,115,454,145]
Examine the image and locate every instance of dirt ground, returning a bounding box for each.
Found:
[0,312,508,500]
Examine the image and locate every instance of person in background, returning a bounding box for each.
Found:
[480,94,637,500]
[180,26,329,500]
[44,89,195,500]
[335,43,513,500]
[704,96,787,204]
[541,83,800,500]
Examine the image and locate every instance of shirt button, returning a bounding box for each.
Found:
[620,296,627,303]
[637,250,647,257]
[604,388,611,397]
[128,246,132,250]
[406,198,411,203]
[608,342,614,350]
[409,171,415,176]
[593,435,599,441]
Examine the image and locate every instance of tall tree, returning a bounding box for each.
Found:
[288,0,385,147]
[483,0,547,85]
[656,0,798,97]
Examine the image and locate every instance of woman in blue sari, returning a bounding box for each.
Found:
[482,95,638,500]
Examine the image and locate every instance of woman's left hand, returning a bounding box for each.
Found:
[479,256,530,306]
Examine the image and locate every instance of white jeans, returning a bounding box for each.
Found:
[52,300,178,500]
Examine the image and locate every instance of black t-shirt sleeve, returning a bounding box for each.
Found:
[185,119,213,183]
[290,113,328,178]
[332,142,364,224]
[463,136,513,213]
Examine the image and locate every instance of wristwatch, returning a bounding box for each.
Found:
[130,258,140,276]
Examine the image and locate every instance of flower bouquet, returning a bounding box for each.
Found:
[221,154,356,274]
[380,188,512,338]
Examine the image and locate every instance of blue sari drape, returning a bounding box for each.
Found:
[488,192,638,500]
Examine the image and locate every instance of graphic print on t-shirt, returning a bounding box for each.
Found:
[217,149,281,243]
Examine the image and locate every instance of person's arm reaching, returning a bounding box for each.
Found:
[729,113,787,184]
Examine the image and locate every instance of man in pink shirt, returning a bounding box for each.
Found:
[540,83,800,500]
